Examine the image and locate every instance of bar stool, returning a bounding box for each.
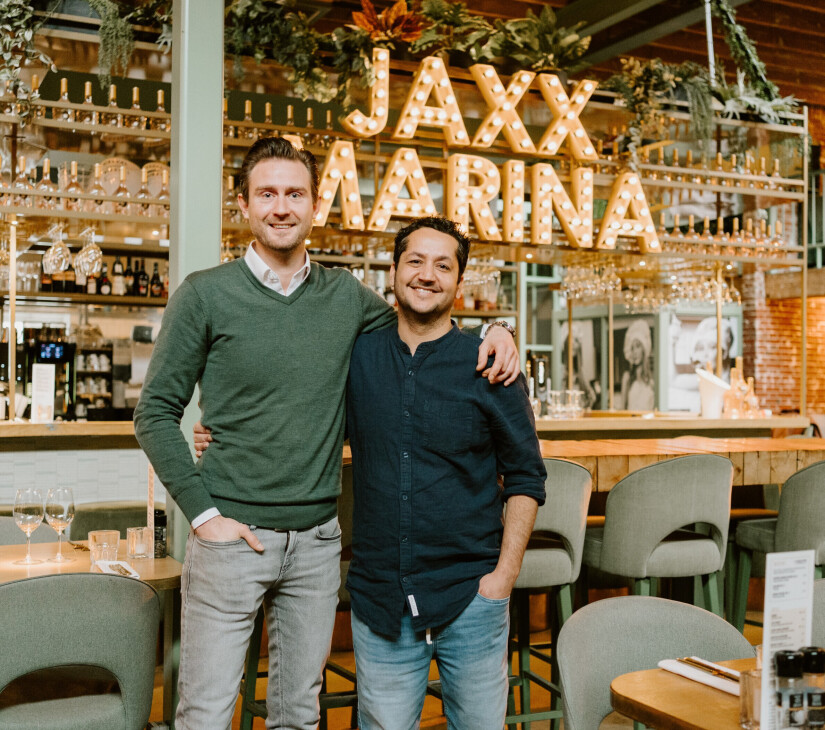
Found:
[506,458,592,728]
[731,459,825,632]
[581,454,734,616]
[239,464,357,729]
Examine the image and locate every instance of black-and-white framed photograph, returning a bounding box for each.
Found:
[558,318,602,410]
[612,315,656,411]
[668,313,738,412]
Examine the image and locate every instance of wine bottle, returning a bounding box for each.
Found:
[77,81,97,125]
[124,257,134,295]
[114,165,130,213]
[150,262,163,297]
[127,86,145,129]
[98,263,112,296]
[151,89,170,132]
[137,259,149,296]
[101,84,122,127]
[65,160,84,212]
[36,157,57,210]
[112,255,125,296]
[58,77,75,122]
[85,163,106,214]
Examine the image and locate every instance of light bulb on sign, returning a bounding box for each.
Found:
[446,153,501,241]
[314,140,364,229]
[595,171,659,252]
[340,49,389,138]
[366,147,436,231]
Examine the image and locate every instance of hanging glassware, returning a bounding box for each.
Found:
[73,226,103,279]
[41,224,71,275]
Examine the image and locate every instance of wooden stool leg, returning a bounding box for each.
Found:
[240,608,265,730]
[732,549,753,633]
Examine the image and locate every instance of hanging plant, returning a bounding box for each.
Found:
[225,0,334,102]
[88,0,135,89]
[603,58,713,153]
[0,0,56,121]
[410,0,496,64]
[711,0,778,102]
[714,67,796,122]
[488,6,590,74]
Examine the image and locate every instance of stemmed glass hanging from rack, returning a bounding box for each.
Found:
[73,226,103,280]
[41,224,71,275]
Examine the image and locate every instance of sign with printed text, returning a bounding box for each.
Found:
[761,550,815,730]
[30,363,55,424]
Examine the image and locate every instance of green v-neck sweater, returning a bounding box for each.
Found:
[134,258,396,529]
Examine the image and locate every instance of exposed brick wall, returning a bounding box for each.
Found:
[741,270,825,414]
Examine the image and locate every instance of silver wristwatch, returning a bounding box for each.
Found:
[489,320,516,338]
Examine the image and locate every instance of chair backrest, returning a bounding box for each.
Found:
[338,463,354,606]
[531,458,592,583]
[776,460,825,560]
[599,454,733,577]
[557,596,755,730]
[813,579,825,648]
[0,574,160,728]
[69,501,165,540]
[0,516,57,545]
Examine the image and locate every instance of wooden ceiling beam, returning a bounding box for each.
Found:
[578,0,753,68]
[555,0,667,37]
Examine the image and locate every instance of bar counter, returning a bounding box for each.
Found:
[0,420,138,451]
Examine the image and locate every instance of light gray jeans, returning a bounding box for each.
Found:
[175,516,342,730]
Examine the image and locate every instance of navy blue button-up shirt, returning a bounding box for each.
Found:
[346,324,546,638]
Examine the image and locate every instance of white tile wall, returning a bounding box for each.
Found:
[0,449,167,506]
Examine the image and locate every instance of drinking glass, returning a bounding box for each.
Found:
[739,668,761,729]
[13,487,44,564]
[88,530,120,567]
[45,487,75,562]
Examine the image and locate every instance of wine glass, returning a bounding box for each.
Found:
[45,487,75,562]
[13,487,44,565]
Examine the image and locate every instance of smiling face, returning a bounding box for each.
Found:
[237,157,319,260]
[390,227,462,324]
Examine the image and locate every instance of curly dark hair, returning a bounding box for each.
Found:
[393,216,471,278]
[237,136,319,203]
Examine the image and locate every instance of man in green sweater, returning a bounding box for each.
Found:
[134,136,518,730]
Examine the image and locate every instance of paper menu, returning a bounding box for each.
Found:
[30,363,55,423]
[761,550,815,730]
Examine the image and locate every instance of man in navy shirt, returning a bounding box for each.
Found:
[346,216,546,729]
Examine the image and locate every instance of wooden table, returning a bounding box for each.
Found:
[540,436,825,491]
[610,657,754,730]
[0,540,181,726]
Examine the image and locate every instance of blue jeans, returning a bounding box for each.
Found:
[176,517,341,730]
[352,592,510,730]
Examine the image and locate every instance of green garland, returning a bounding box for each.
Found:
[88,0,135,89]
[0,0,56,120]
[711,0,778,101]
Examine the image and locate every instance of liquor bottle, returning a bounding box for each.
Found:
[725,154,737,187]
[62,258,76,294]
[84,163,106,214]
[58,77,75,123]
[286,104,295,127]
[86,269,97,295]
[127,86,146,129]
[40,258,53,293]
[137,259,149,296]
[223,175,238,222]
[162,264,169,298]
[155,169,170,218]
[758,157,767,189]
[11,156,32,208]
[745,154,756,188]
[731,217,742,247]
[77,81,97,125]
[321,108,334,148]
[743,218,755,247]
[135,168,152,216]
[773,220,784,248]
[242,99,255,140]
[672,148,683,182]
[701,216,711,239]
[35,157,58,210]
[101,84,122,127]
[150,89,170,132]
[772,158,784,191]
[111,255,125,296]
[64,160,84,212]
[711,152,724,186]
[150,262,163,297]
[114,165,130,213]
[124,257,135,295]
[98,263,112,295]
[222,98,234,139]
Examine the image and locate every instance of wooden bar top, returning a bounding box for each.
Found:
[0,421,135,438]
[540,436,825,490]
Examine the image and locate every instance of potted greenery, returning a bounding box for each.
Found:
[410,0,496,68]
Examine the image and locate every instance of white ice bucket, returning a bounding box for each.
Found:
[696,368,730,419]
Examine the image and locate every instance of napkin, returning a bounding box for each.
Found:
[658,658,740,696]
[96,560,141,579]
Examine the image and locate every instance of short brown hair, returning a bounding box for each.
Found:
[394,216,472,278]
[238,136,319,203]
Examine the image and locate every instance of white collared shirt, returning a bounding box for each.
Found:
[190,242,311,531]
[244,241,311,295]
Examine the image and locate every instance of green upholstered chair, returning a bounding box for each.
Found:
[69,501,165,540]
[0,516,57,544]
[731,460,825,632]
[0,573,159,730]
[556,596,755,730]
[239,464,357,730]
[506,458,592,728]
[581,454,734,615]
[813,579,825,648]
